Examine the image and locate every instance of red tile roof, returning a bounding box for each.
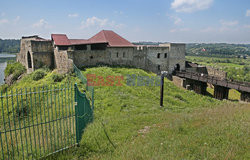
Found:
[51,30,134,47]
[89,30,134,47]
[51,34,71,46]
[69,39,89,45]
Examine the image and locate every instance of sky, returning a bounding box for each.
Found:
[0,0,250,43]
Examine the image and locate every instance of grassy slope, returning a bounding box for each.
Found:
[47,67,250,160]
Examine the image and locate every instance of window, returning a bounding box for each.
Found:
[75,45,87,50]
[157,65,160,71]
[91,43,106,50]
[123,52,125,58]
[157,53,160,58]
[58,46,68,50]
[90,56,93,59]
[116,52,119,58]
[164,53,167,58]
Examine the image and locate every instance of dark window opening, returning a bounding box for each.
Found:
[157,53,160,58]
[75,45,87,50]
[27,51,32,68]
[116,52,119,58]
[91,43,107,50]
[158,65,160,71]
[90,56,93,59]
[123,52,125,58]
[58,46,68,50]
[175,64,180,71]
[164,53,167,58]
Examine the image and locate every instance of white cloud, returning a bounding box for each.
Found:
[170,28,190,33]
[13,16,20,24]
[200,27,215,32]
[219,20,238,32]
[0,19,9,25]
[200,20,239,33]
[246,9,250,17]
[171,0,213,13]
[32,19,51,29]
[68,13,79,18]
[81,16,124,29]
[168,14,183,25]
[220,20,238,26]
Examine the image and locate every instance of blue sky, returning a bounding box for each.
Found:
[0,0,249,43]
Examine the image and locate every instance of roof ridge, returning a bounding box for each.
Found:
[102,30,108,42]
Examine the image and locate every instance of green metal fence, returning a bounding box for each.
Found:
[73,64,94,143]
[73,64,94,109]
[0,65,94,160]
[0,84,76,159]
[75,84,93,144]
[0,84,93,159]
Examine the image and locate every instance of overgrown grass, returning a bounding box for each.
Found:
[0,69,83,159]
[1,67,249,160]
[51,67,248,160]
[62,103,248,160]
[4,61,26,81]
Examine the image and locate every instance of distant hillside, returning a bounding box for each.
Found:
[186,43,250,56]
[0,39,20,53]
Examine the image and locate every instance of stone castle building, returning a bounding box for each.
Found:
[17,30,185,74]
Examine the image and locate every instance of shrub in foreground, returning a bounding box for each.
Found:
[52,73,64,82]
[32,69,47,81]
[4,61,26,80]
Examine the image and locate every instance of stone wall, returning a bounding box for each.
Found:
[17,38,186,75]
[206,66,227,79]
[32,52,53,69]
[57,43,185,74]
[17,39,31,69]
[31,41,53,52]
[166,43,186,73]
[54,48,73,74]
[17,38,53,72]
[145,46,169,73]
[73,47,136,68]
[172,76,185,88]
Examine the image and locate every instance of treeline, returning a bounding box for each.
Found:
[0,39,20,53]
[186,43,250,56]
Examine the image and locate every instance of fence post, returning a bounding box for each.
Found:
[92,87,94,110]
[74,83,80,145]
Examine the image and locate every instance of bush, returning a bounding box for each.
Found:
[52,73,64,82]
[32,69,47,81]
[4,62,26,80]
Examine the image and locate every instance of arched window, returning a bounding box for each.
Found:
[157,53,160,58]
[164,53,167,58]
[123,52,125,58]
[116,52,119,58]
[27,51,32,68]
[158,65,160,71]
